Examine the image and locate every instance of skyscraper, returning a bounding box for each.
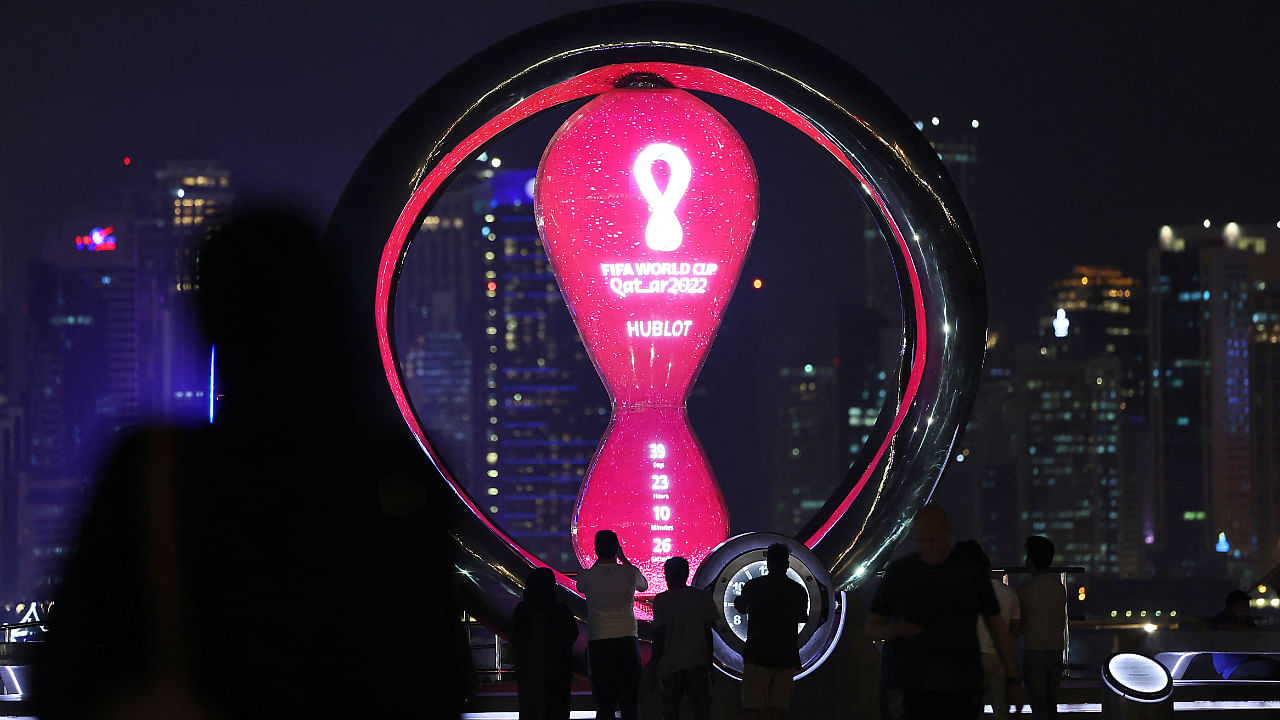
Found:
[1248,253,1280,574]
[478,166,609,569]
[1015,266,1146,577]
[149,161,233,423]
[940,332,1023,566]
[14,160,231,596]
[769,362,841,534]
[1148,222,1279,581]
[23,217,142,592]
[885,114,986,542]
[396,177,479,487]
[397,160,609,570]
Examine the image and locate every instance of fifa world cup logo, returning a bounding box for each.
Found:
[534,83,759,595]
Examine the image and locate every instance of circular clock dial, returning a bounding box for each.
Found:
[721,561,811,643]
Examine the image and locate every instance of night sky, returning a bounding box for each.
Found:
[2,0,1279,563]
[6,1,1279,335]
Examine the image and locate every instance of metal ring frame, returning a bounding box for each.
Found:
[325,2,987,668]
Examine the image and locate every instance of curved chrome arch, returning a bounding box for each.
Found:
[325,2,987,667]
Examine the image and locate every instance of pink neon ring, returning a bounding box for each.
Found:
[375,61,928,591]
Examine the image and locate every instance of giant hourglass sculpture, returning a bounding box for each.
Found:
[535,82,758,595]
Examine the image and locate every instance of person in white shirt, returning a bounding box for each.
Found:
[955,540,1022,719]
[576,530,648,720]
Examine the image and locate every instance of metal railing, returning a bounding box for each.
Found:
[0,622,47,645]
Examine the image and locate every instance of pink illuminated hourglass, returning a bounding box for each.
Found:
[534,84,759,596]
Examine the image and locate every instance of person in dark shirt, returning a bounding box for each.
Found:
[733,543,809,720]
[1210,590,1256,632]
[867,505,1020,720]
[1209,590,1280,680]
[1018,535,1065,719]
[513,567,580,720]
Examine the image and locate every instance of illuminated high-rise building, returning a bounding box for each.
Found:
[155,161,233,230]
[883,115,987,543]
[1248,254,1280,573]
[148,161,233,422]
[862,115,981,378]
[15,160,233,596]
[396,178,479,487]
[1148,222,1279,580]
[770,362,841,534]
[23,217,143,592]
[915,115,980,205]
[0,407,23,596]
[476,165,609,569]
[939,332,1023,566]
[1015,267,1147,577]
[394,160,608,569]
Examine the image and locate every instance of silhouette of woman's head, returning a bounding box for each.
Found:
[195,208,346,422]
[524,567,556,604]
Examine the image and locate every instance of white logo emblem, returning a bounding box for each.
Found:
[633,143,691,252]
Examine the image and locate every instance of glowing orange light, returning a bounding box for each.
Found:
[752,278,763,289]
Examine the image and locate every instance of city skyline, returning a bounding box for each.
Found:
[5,2,1279,338]
[1,2,1278,606]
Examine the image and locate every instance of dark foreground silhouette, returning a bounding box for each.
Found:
[34,208,466,719]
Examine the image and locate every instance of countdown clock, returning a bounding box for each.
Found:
[693,533,843,677]
[325,2,989,679]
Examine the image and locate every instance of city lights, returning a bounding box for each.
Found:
[1053,308,1070,337]
[7,5,1280,714]
[74,226,117,252]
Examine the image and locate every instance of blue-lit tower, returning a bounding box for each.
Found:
[1148,222,1279,581]
[397,159,609,570]
[477,164,609,569]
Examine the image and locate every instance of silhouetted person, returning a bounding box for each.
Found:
[513,567,579,720]
[954,540,1021,720]
[1209,590,1280,680]
[34,208,462,719]
[868,505,1020,720]
[734,543,808,720]
[576,529,647,720]
[1017,535,1065,719]
[650,556,717,720]
[1209,589,1256,631]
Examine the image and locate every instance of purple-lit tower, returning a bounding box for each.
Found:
[12,160,231,597]
[1148,222,1280,583]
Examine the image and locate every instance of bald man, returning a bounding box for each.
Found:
[867,505,1021,720]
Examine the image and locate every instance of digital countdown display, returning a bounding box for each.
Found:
[535,85,759,596]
